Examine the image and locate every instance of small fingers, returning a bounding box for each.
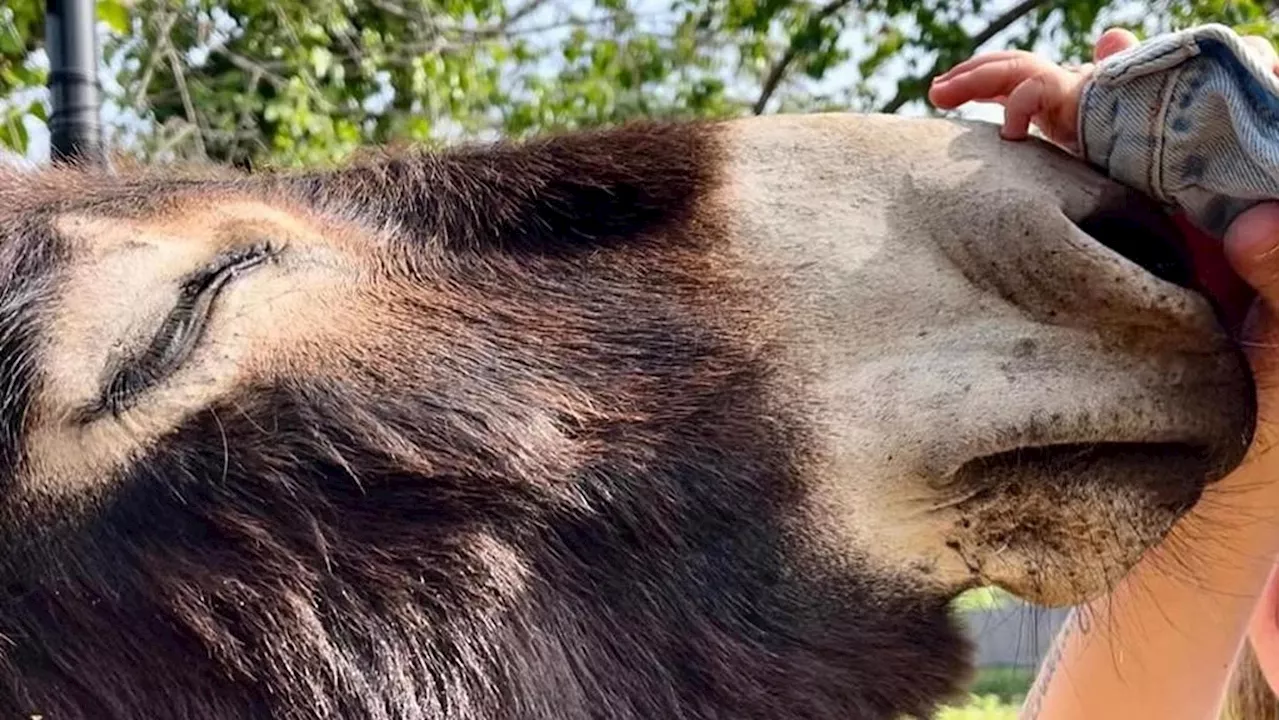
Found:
[929,55,1060,110]
[932,50,1039,85]
[999,76,1046,140]
[1001,67,1088,147]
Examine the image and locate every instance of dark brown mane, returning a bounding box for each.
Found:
[0,120,971,719]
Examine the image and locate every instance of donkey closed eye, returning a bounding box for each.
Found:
[96,242,277,416]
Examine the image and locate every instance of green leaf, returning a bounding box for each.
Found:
[0,107,30,154]
[2,0,1261,166]
[96,0,130,34]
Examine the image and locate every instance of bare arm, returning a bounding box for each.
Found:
[1021,439,1277,719]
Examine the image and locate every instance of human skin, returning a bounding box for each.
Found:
[929,28,1280,719]
[927,29,1280,149]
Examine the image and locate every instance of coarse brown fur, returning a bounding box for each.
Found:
[0,121,970,720]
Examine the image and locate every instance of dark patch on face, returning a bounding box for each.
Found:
[291,122,728,257]
[0,122,970,719]
[0,211,64,491]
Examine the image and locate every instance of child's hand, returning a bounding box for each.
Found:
[927,29,1148,151]
[928,27,1277,152]
[927,51,1091,151]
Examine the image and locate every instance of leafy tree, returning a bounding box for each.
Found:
[1,0,1275,166]
[0,0,47,153]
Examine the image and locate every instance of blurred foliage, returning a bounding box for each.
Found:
[936,694,1021,720]
[952,585,1014,611]
[0,0,1276,166]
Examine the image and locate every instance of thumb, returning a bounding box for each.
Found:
[1093,28,1140,62]
[1225,202,1279,312]
[1223,199,1280,453]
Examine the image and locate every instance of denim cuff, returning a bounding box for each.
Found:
[1078,24,1279,237]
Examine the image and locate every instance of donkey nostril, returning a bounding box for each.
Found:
[1077,203,1195,289]
[1076,188,1257,331]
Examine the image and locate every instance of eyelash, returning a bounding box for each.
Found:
[96,243,276,417]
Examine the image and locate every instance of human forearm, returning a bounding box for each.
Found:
[1021,446,1279,720]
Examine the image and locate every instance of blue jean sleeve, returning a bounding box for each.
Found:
[1077,24,1279,237]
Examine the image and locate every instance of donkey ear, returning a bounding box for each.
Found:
[288,123,727,254]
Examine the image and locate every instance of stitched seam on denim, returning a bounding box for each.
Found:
[1167,63,1223,229]
[1101,88,1117,171]
[1077,81,1094,163]
[1083,84,1119,174]
[1149,66,1183,205]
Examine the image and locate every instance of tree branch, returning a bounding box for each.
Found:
[366,0,410,17]
[152,121,196,159]
[878,0,1052,114]
[752,0,858,115]
[130,12,178,109]
[209,47,289,91]
[165,47,207,159]
[499,0,555,33]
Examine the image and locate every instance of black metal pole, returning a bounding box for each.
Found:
[45,0,104,164]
